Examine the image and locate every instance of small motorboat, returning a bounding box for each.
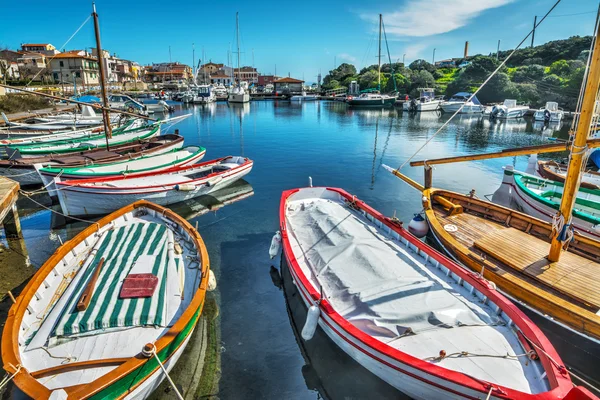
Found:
[55,156,253,216]
[347,92,396,107]
[485,99,529,119]
[0,134,184,186]
[440,92,485,114]
[402,88,444,112]
[537,160,600,189]
[193,85,216,104]
[534,102,564,123]
[290,91,318,102]
[1,200,210,399]
[280,186,591,399]
[37,145,206,193]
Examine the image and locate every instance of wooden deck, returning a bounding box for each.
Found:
[475,228,600,310]
[433,205,600,313]
[0,176,19,223]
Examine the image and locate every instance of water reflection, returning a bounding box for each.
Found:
[280,257,403,399]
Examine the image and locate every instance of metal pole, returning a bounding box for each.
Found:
[402,53,406,66]
[378,14,382,92]
[548,25,600,262]
[531,16,537,48]
[92,3,113,145]
[432,48,436,64]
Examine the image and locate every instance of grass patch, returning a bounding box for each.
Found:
[435,68,459,92]
[0,94,52,114]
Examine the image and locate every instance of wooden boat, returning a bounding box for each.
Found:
[385,165,600,392]
[0,134,183,186]
[8,124,160,158]
[0,120,134,142]
[37,145,206,193]
[280,186,591,400]
[537,160,600,190]
[55,156,253,216]
[2,200,210,399]
[493,167,600,241]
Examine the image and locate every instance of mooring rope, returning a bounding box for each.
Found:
[143,343,184,400]
[0,364,21,391]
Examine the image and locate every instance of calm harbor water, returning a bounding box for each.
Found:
[0,100,570,399]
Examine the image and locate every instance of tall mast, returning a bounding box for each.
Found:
[548,25,600,261]
[236,12,241,87]
[92,3,112,141]
[378,14,382,92]
[192,43,195,84]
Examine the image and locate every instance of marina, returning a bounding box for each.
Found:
[0,0,599,399]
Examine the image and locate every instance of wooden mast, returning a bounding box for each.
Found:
[92,3,113,142]
[378,14,382,93]
[548,29,600,261]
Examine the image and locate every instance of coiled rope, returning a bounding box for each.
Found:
[0,364,21,391]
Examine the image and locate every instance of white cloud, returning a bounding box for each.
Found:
[337,53,357,63]
[403,43,429,61]
[361,0,515,37]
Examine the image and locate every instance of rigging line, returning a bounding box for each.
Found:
[546,10,596,18]
[395,0,563,172]
[381,19,397,92]
[26,15,92,87]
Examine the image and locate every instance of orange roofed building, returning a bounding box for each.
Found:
[49,50,100,87]
[274,77,304,95]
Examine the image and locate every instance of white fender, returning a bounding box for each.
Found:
[175,183,196,191]
[491,165,515,208]
[208,270,217,291]
[269,231,282,259]
[301,305,320,341]
[408,214,429,238]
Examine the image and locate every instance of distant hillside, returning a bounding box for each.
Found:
[322,36,591,109]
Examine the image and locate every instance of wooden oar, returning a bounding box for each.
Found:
[77,257,105,312]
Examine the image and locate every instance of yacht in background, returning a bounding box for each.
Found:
[534,101,564,122]
[403,88,444,112]
[193,84,216,104]
[290,91,318,101]
[228,12,251,104]
[486,99,530,119]
[440,92,485,114]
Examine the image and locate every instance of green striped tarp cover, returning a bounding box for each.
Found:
[52,222,171,337]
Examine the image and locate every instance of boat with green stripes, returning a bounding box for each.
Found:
[37,144,206,194]
[8,124,161,157]
[2,200,211,399]
[492,166,600,240]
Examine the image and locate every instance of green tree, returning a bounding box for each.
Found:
[549,60,570,77]
[409,59,436,73]
[358,70,379,90]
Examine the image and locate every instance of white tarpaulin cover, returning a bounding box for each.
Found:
[285,190,549,394]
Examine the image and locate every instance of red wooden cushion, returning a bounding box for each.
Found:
[119,273,159,299]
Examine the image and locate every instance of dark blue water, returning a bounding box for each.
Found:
[5,101,569,399]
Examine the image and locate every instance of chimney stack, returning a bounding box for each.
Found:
[464,41,469,58]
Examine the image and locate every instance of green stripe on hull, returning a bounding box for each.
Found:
[89,301,204,400]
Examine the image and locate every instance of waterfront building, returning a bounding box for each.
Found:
[234,66,258,84]
[210,74,233,86]
[49,50,100,88]
[257,75,280,87]
[273,77,304,95]
[20,43,60,56]
[144,62,193,83]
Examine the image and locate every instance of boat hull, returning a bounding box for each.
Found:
[440,102,484,114]
[347,97,395,107]
[38,146,204,194]
[426,225,600,395]
[227,93,250,103]
[534,110,563,122]
[56,161,253,216]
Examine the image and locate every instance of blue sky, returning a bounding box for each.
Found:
[0,0,597,83]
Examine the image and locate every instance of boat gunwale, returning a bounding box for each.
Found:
[38,145,206,177]
[280,186,572,399]
[537,161,600,190]
[1,200,210,399]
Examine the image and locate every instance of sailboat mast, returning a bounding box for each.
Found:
[92,3,112,142]
[548,25,600,262]
[236,12,241,87]
[192,43,195,84]
[378,14,382,92]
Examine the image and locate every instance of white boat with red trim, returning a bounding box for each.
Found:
[55,156,253,216]
[280,186,592,400]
